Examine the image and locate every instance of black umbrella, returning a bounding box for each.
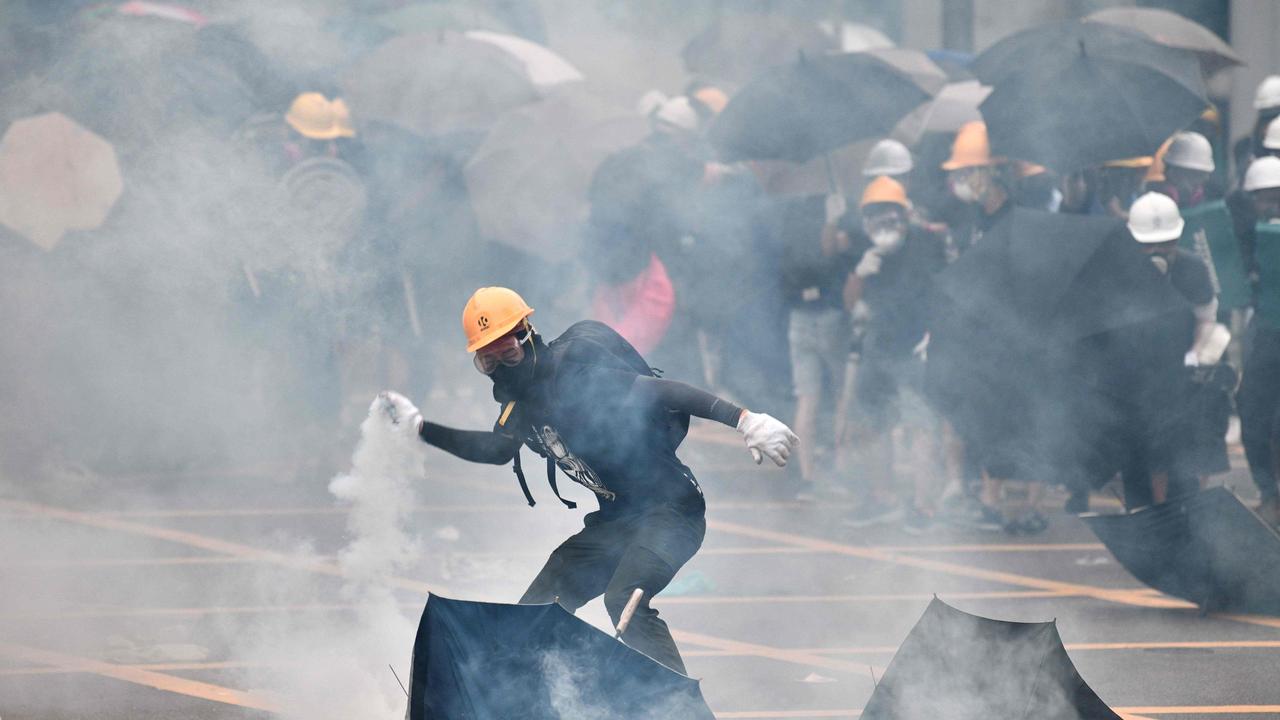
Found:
[406,594,715,720]
[1085,7,1243,76]
[971,21,1207,172]
[862,598,1121,719]
[708,52,933,164]
[682,12,835,85]
[1084,487,1280,615]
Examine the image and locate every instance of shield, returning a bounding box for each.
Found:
[682,12,835,85]
[1179,200,1250,310]
[464,87,649,263]
[709,52,933,164]
[1086,7,1243,76]
[862,598,1121,720]
[1084,487,1280,615]
[972,21,1207,171]
[893,80,991,143]
[1254,223,1280,330]
[0,112,123,251]
[407,595,715,720]
[341,32,541,137]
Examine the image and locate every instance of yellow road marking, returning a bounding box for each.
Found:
[2,556,266,568]
[1116,706,1280,715]
[670,629,879,676]
[0,642,280,712]
[713,712,1167,720]
[0,660,275,676]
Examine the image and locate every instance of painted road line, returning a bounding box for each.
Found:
[0,642,280,713]
[1,556,269,568]
[714,712,1159,720]
[0,660,277,676]
[790,639,1280,656]
[663,590,1073,605]
[671,629,877,676]
[867,542,1105,553]
[1116,706,1280,715]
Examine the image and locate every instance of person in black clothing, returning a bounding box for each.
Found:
[380,287,798,673]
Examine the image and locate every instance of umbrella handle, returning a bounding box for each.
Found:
[822,152,840,195]
[614,588,644,638]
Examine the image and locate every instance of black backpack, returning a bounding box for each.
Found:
[511,320,690,508]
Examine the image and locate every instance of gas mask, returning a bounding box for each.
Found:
[1149,255,1170,275]
[870,229,905,253]
[952,176,981,204]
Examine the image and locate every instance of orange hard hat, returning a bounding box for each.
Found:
[1017,160,1048,178]
[860,175,910,208]
[285,92,341,140]
[942,121,997,170]
[692,86,729,116]
[331,98,357,139]
[462,287,535,352]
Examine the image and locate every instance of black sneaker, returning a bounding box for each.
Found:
[902,506,933,535]
[951,501,1004,531]
[843,498,903,528]
[1005,511,1049,535]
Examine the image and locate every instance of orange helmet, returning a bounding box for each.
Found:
[860,175,910,209]
[942,121,996,170]
[285,92,341,140]
[462,287,535,352]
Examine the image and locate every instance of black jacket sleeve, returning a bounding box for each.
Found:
[419,422,521,465]
[627,376,744,427]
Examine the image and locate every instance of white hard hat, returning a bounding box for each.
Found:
[1255,75,1280,110]
[1264,116,1280,151]
[1163,131,1215,173]
[1127,191,1185,243]
[862,139,913,177]
[652,96,698,134]
[1244,156,1280,192]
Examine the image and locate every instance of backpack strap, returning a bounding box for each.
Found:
[545,455,577,509]
[511,449,536,507]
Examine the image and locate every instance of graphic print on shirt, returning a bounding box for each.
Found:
[530,423,616,501]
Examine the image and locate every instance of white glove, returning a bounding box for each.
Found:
[825,193,848,224]
[912,332,930,362]
[855,250,883,279]
[375,391,423,434]
[737,411,799,466]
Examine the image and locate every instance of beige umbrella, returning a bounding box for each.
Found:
[0,112,123,251]
[893,80,991,143]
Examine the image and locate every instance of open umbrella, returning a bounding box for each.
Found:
[709,52,933,164]
[859,48,948,96]
[1084,487,1280,615]
[972,21,1208,171]
[0,112,123,250]
[341,32,541,137]
[407,594,715,720]
[893,80,990,143]
[862,598,1121,719]
[464,86,648,263]
[821,20,895,52]
[1086,7,1243,76]
[465,30,584,88]
[683,12,835,85]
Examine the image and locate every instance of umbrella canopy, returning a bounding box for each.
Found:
[709,52,933,164]
[372,2,512,36]
[1086,7,1243,76]
[859,47,948,96]
[465,30,584,88]
[341,32,541,137]
[862,598,1121,719]
[972,21,1208,172]
[893,80,990,142]
[407,594,715,720]
[823,21,895,52]
[464,86,649,263]
[0,112,123,250]
[1084,487,1280,615]
[683,12,836,85]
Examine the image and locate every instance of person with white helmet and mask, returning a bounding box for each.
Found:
[863,139,913,184]
[1236,156,1280,526]
[1148,132,1216,209]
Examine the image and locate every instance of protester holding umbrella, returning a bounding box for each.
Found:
[842,177,947,532]
[379,287,798,673]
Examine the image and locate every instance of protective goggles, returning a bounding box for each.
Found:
[473,325,533,375]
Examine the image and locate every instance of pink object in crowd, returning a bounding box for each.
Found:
[591,253,675,355]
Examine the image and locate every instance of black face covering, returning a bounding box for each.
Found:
[490,334,547,401]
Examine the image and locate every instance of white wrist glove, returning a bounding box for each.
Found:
[736,411,799,466]
[825,193,848,224]
[374,391,423,434]
[855,250,883,279]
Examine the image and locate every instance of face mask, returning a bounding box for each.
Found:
[1149,255,1170,275]
[952,177,980,204]
[871,229,904,253]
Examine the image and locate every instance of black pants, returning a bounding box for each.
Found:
[1239,324,1280,499]
[519,504,705,674]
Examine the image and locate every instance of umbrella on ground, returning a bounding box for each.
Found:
[972,20,1208,172]
[341,32,542,137]
[1086,7,1243,76]
[407,594,715,720]
[683,12,835,85]
[709,52,933,164]
[862,598,1121,719]
[0,112,123,251]
[464,86,648,263]
[1084,487,1280,615]
[465,30,584,88]
[893,80,990,143]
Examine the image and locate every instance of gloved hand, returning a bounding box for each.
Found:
[855,250,883,278]
[825,193,848,224]
[375,391,423,434]
[736,411,799,466]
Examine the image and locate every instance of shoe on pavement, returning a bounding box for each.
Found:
[949,500,1004,532]
[843,498,903,528]
[1005,511,1049,535]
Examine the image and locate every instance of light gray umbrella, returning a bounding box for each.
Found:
[1086,7,1243,75]
[893,80,991,143]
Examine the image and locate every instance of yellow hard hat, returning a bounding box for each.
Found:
[1146,136,1173,182]
[1016,160,1048,178]
[285,92,341,140]
[941,121,996,170]
[1103,155,1154,169]
[331,98,357,139]
[462,287,535,352]
[860,175,910,208]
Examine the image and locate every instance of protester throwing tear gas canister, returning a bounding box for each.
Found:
[379,287,798,673]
